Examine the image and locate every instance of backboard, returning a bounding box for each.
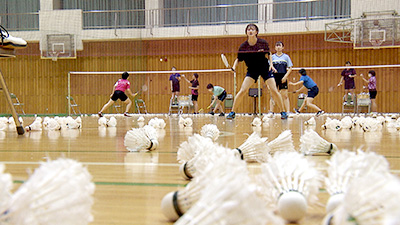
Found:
[41,34,76,60]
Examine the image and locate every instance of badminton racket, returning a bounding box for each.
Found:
[221,54,235,71]
[207,105,211,109]
[137,84,148,95]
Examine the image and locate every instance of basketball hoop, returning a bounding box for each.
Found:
[48,51,59,61]
[370,39,384,48]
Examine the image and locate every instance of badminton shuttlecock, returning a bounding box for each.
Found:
[251,117,262,127]
[322,117,341,131]
[178,117,193,127]
[177,134,213,163]
[177,135,218,179]
[267,130,296,155]
[361,117,382,132]
[0,158,95,225]
[137,116,145,122]
[304,117,316,126]
[75,116,82,125]
[148,117,166,129]
[300,129,337,155]
[98,117,107,127]
[25,119,42,132]
[0,164,12,209]
[324,149,390,213]
[200,124,219,141]
[45,118,61,131]
[262,115,270,123]
[106,116,117,127]
[65,117,81,129]
[339,116,353,129]
[0,121,7,131]
[233,132,268,162]
[8,117,23,126]
[258,151,321,223]
[0,117,8,124]
[324,172,400,225]
[162,148,243,221]
[124,125,159,151]
[174,158,284,225]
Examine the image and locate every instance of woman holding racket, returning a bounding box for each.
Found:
[226,23,287,120]
[98,72,138,117]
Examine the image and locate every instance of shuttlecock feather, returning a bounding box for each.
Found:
[267,130,296,155]
[325,172,400,225]
[324,149,390,213]
[0,164,12,210]
[175,159,284,225]
[304,117,316,126]
[0,158,95,225]
[162,149,243,221]
[25,121,42,132]
[45,118,61,131]
[257,151,321,223]
[124,125,159,151]
[106,116,117,127]
[98,117,107,127]
[233,132,268,162]
[200,124,219,141]
[300,129,337,155]
[251,117,262,127]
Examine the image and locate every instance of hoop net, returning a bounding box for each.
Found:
[48,51,60,61]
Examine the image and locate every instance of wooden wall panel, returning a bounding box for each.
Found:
[0,32,399,115]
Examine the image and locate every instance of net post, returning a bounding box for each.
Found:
[258,77,261,116]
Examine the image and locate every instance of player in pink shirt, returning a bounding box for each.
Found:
[98,72,138,117]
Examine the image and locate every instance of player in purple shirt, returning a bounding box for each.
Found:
[360,70,377,112]
[169,66,181,104]
[338,61,357,102]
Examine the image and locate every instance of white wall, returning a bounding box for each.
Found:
[15,0,400,42]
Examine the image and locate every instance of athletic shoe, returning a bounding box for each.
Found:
[219,112,225,117]
[281,112,288,120]
[316,110,325,117]
[294,108,300,114]
[98,112,103,117]
[226,111,235,119]
[124,112,132,117]
[0,25,27,49]
[209,111,215,115]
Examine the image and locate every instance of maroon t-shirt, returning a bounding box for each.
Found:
[190,79,199,95]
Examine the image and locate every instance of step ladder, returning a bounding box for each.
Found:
[0,48,24,134]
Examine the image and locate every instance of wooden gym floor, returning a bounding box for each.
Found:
[1,113,399,225]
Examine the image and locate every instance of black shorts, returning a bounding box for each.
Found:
[172,84,180,92]
[369,90,377,99]
[307,86,319,98]
[191,94,198,101]
[344,81,355,90]
[111,90,128,101]
[246,70,274,83]
[217,90,227,101]
[273,73,288,90]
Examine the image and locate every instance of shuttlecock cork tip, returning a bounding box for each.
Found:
[149,139,159,150]
[277,191,308,223]
[161,191,181,221]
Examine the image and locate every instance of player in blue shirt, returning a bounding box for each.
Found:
[270,41,293,113]
[289,69,324,116]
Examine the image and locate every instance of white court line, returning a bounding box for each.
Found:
[2,161,400,173]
